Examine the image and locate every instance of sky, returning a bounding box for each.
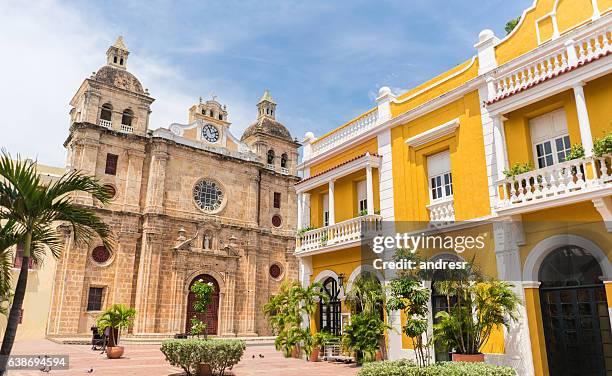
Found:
[0,0,532,166]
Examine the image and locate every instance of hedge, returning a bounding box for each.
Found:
[160,338,246,376]
[358,360,516,376]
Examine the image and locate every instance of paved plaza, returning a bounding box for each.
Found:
[8,340,360,376]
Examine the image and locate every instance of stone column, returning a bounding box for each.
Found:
[221,271,236,336]
[73,137,100,205]
[123,149,145,212]
[144,144,169,214]
[238,249,258,336]
[493,219,535,376]
[133,230,163,334]
[572,83,594,157]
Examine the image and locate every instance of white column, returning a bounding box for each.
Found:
[493,114,509,181]
[573,83,594,157]
[591,0,601,20]
[297,192,303,229]
[328,180,335,225]
[366,163,375,215]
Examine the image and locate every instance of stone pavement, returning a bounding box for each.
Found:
[8,340,360,376]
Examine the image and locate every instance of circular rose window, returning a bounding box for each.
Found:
[103,184,116,199]
[193,179,224,213]
[91,246,112,265]
[272,215,282,227]
[269,264,283,279]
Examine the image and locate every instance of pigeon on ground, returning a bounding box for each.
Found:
[259,354,264,358]
[40,366,51,373]
[252,355,255,359]
[86,368,94,373]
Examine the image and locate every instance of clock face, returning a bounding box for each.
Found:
[202,124,220,143]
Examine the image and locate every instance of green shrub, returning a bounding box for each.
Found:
[358,360,516,376]
[160,339,246,376]
[593,133,612,157]
[503,162,532,178]
[565,143,585,160]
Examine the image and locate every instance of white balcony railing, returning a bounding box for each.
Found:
[120,123,134,133]
[310,110,378,159]
[489,26,611,103]
[280,167,289,175]
[296,214,382,254]
[497,154,612,210]
[99,119,112,129]
[427,198,455,224]
[266,163,275,170]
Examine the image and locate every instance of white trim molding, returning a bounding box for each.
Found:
[404,118,460,148]
[523,234,612,282]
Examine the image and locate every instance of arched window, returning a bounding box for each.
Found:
[218,113,223,120]
[203,233,213,250]
[280,153,288,168]
[267,150,275,165]
[121,109,133,127]
[539,245,603,288]
[100,103,113,121]
[319,277,341,335]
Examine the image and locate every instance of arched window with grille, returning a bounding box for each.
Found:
[267,150,275,165]
[99,103,113,128]
[280,153,288,168]
[319,277,341,335]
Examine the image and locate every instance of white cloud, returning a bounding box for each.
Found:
[0,0,257,166]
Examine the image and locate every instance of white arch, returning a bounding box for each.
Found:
[313,269,339,284]
[523,234,612,282]
[184,269,226,293]
[428,252,465,262]
[346,265,384,292]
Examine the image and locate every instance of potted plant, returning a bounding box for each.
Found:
[307,331,334,362]
[433,274,521,362]
[341,312,390,363]
[96,304,136,359]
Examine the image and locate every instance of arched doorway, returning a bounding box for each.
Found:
[186,274,220,335]
[319,277,341,335]
[430,254,461,362]
[539,245,612,376]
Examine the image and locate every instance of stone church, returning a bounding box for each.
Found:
[47,37,300,337]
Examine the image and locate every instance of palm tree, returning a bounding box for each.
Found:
[95,304,136,347]
[0,152,113,375]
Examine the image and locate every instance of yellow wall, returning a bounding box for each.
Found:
[585,74,612,138]
[494,0,600,65]
[0,254,57,340]
[391,91,490,222]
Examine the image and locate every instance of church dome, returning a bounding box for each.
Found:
[93,65,144,94]
[241,117,292,142]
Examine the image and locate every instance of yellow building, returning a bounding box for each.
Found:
[294,1,612,375]
[0,162,63,340]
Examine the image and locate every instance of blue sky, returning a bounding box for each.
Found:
[0,0,532,166]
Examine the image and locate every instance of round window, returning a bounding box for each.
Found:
[269,264,283,279]
[103,184,116,199]
[193,179,224,213]
[91,246,112,265]
[272,215,282,227]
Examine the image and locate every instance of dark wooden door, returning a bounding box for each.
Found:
[186,274,220,335]
[540,285,612,376]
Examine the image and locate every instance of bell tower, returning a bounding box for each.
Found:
[106,36,130,70]
[257,90,277,120]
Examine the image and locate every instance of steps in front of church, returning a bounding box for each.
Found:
[46,334,276,346]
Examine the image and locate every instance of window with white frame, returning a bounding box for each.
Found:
[323,193,329,227]
[529,109,571,169]
[356,180,367,213]
[427,150,453,202]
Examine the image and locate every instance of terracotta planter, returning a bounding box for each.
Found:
[106,346,124,359]
[197,363,212,376]
[451,353,485,362]
[291,346,300,358]
[375,350,383,362]
[309,348,320,362]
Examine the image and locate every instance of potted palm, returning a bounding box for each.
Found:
[96,304,136,359]
[305,331,335,362]
[433,278,520,362]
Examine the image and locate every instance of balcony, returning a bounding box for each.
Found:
[280,167,289,175]
[295,214,382,255]
[120,123,134,133]
[427,198,455,225]
[309,109,378,160]
[487,22,611,106]
[266,163,274,170]
[496,154,612,214]
[99,119,112,129]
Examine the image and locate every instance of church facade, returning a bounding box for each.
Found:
[47,37,300,337]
